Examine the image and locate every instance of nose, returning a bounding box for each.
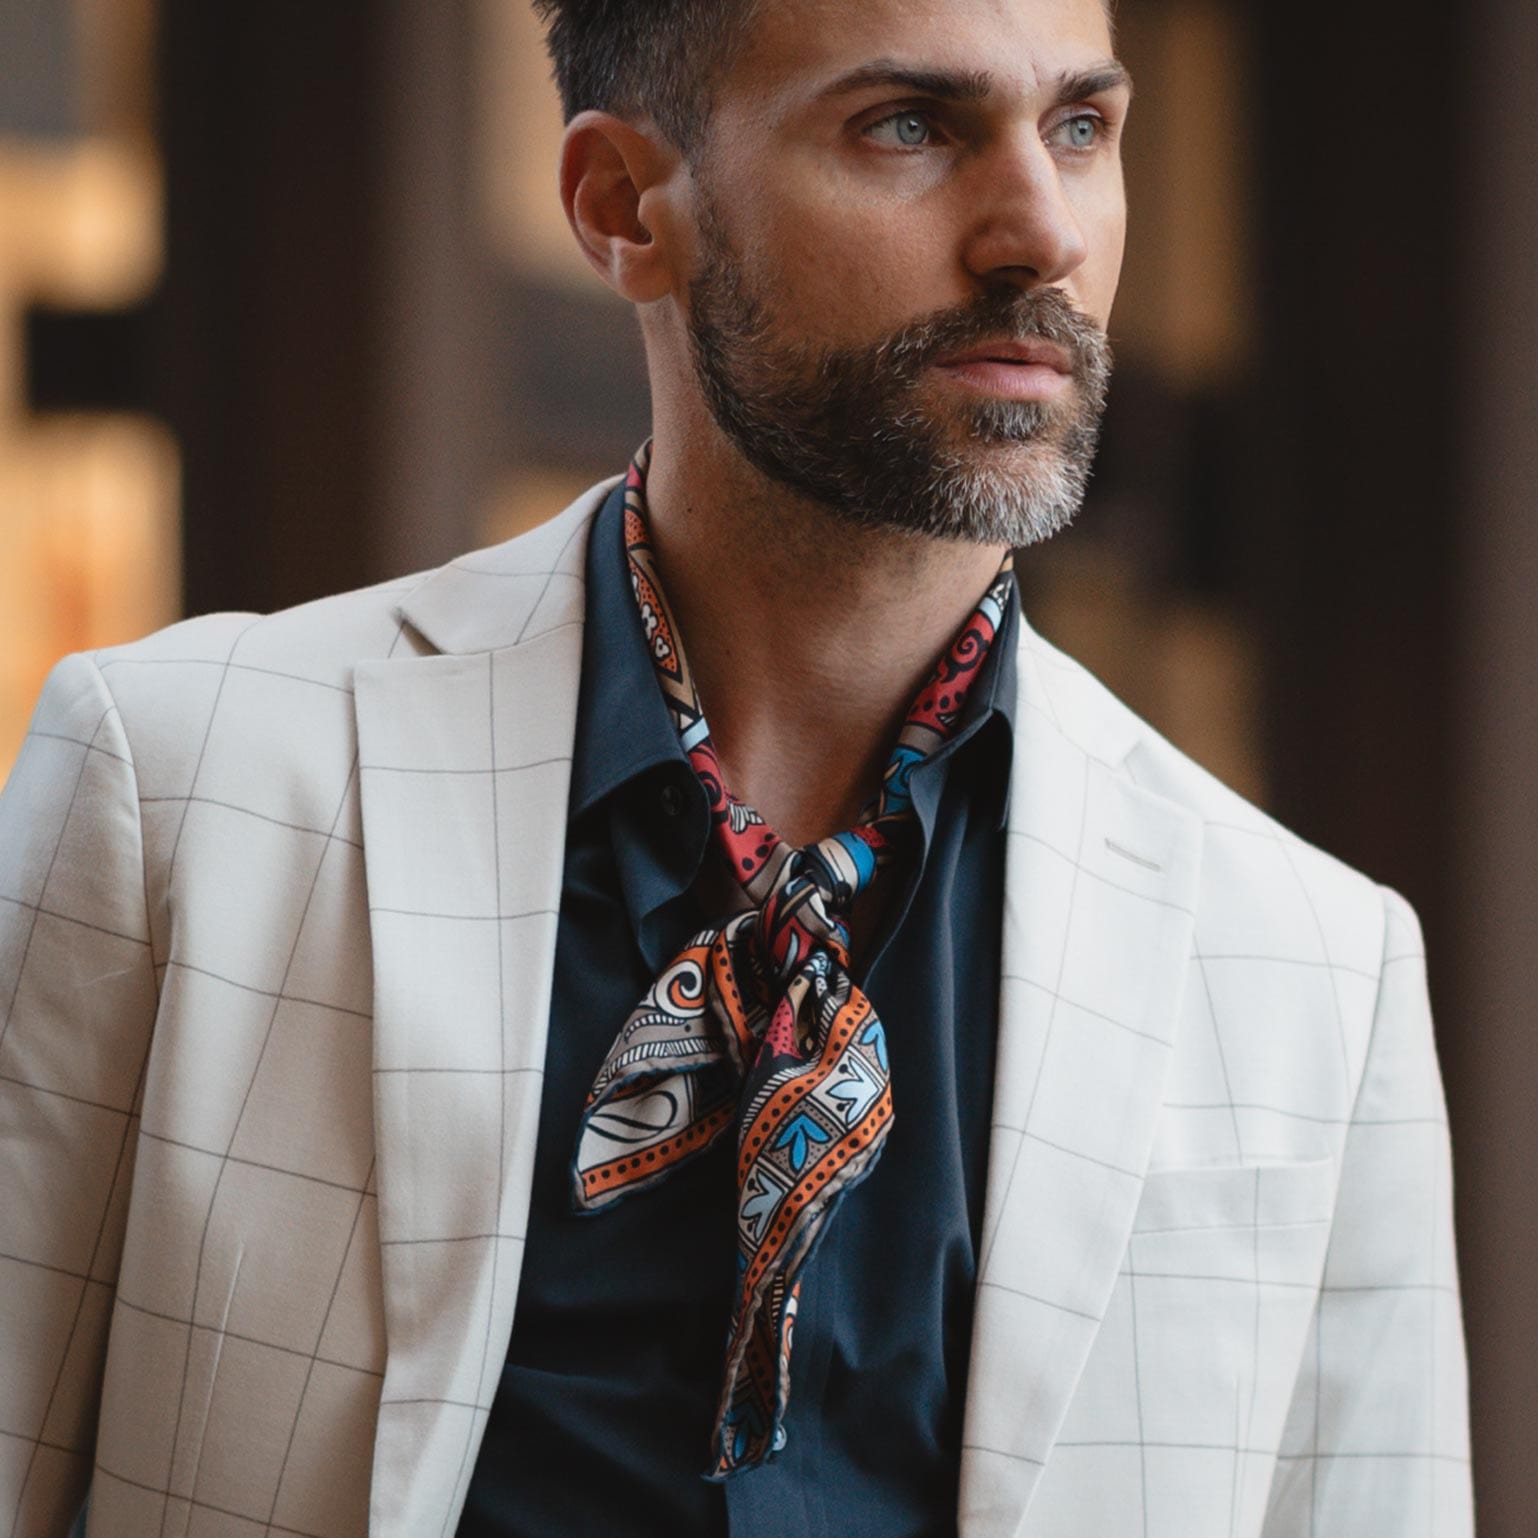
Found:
[960,133,1090,289]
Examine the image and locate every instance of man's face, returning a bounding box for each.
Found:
[681,0,1129,546]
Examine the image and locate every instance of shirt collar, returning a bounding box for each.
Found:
[569,475,690,822]
[570,466,1021,833]
[907,578,1019,834]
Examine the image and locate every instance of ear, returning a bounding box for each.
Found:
[560,111,683,303]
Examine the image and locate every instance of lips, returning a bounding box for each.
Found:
[930,337,1076,404]
[933,338,1074,374]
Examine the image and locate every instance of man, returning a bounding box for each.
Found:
[0,0,1471,1534]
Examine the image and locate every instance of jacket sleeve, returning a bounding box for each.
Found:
[0,654,160,1538]
[1261,886,1473,1535]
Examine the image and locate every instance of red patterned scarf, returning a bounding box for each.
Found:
[574,446,1015,1474]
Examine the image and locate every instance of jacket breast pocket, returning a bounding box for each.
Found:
[1132,1156,1336,1239]
[1051,1159,1338,1535]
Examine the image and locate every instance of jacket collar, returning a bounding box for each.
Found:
[958,614,1203,1537]
[396,476,620,656]
[355,480,607,1536]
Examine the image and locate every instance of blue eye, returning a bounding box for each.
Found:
[868,111,935,148]
[1054,114,1102,150]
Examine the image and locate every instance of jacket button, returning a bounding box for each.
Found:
[660,783,686,818]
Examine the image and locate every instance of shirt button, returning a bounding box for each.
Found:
[660,783,687,818]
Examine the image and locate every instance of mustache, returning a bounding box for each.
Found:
[852,287,1111,389]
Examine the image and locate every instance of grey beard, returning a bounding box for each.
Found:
[686,206,1113,548]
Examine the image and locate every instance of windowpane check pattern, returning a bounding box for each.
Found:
[0,482,1470,1537]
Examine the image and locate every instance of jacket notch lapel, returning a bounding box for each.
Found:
[959,633,1203,1537]
[352,494,598,1534]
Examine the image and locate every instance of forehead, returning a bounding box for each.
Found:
[728,0,1117,106]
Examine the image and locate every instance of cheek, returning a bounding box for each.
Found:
[1071,178,1128,326]
[792,232,919,315]
[734,193,964,343]
[707,135,968,339]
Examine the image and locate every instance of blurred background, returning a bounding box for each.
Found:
[2,0,1533,1529]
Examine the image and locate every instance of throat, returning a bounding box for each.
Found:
[709,701,899,851]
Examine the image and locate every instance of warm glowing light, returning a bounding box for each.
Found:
[0,10,178,781]
[0,414,180,773]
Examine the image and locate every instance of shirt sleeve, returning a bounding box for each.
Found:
[1260,886,1473,1536]
[0,653,160,1537]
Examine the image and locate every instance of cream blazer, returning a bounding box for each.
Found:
[0,480,1472,1538]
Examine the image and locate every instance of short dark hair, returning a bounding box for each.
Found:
[532,0,759,157]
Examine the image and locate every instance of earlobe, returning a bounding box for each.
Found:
[560,112,679,304]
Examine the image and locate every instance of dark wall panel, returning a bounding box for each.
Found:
[159,2,382,616]
[1248,4,1465,964]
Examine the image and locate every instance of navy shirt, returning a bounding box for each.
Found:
[458,480,1017,1537]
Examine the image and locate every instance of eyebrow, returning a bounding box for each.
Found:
[1057,63,1135,106]
[822,60,995,104]
[819,58,1134,109]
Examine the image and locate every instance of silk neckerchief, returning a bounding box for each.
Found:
[574,446,1016,1475]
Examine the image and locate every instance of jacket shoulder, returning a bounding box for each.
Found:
[82,571,430,809]
[96,569,431,684]
[1022,620,1393,975]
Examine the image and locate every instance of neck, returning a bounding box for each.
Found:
[642,420,1009,848]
